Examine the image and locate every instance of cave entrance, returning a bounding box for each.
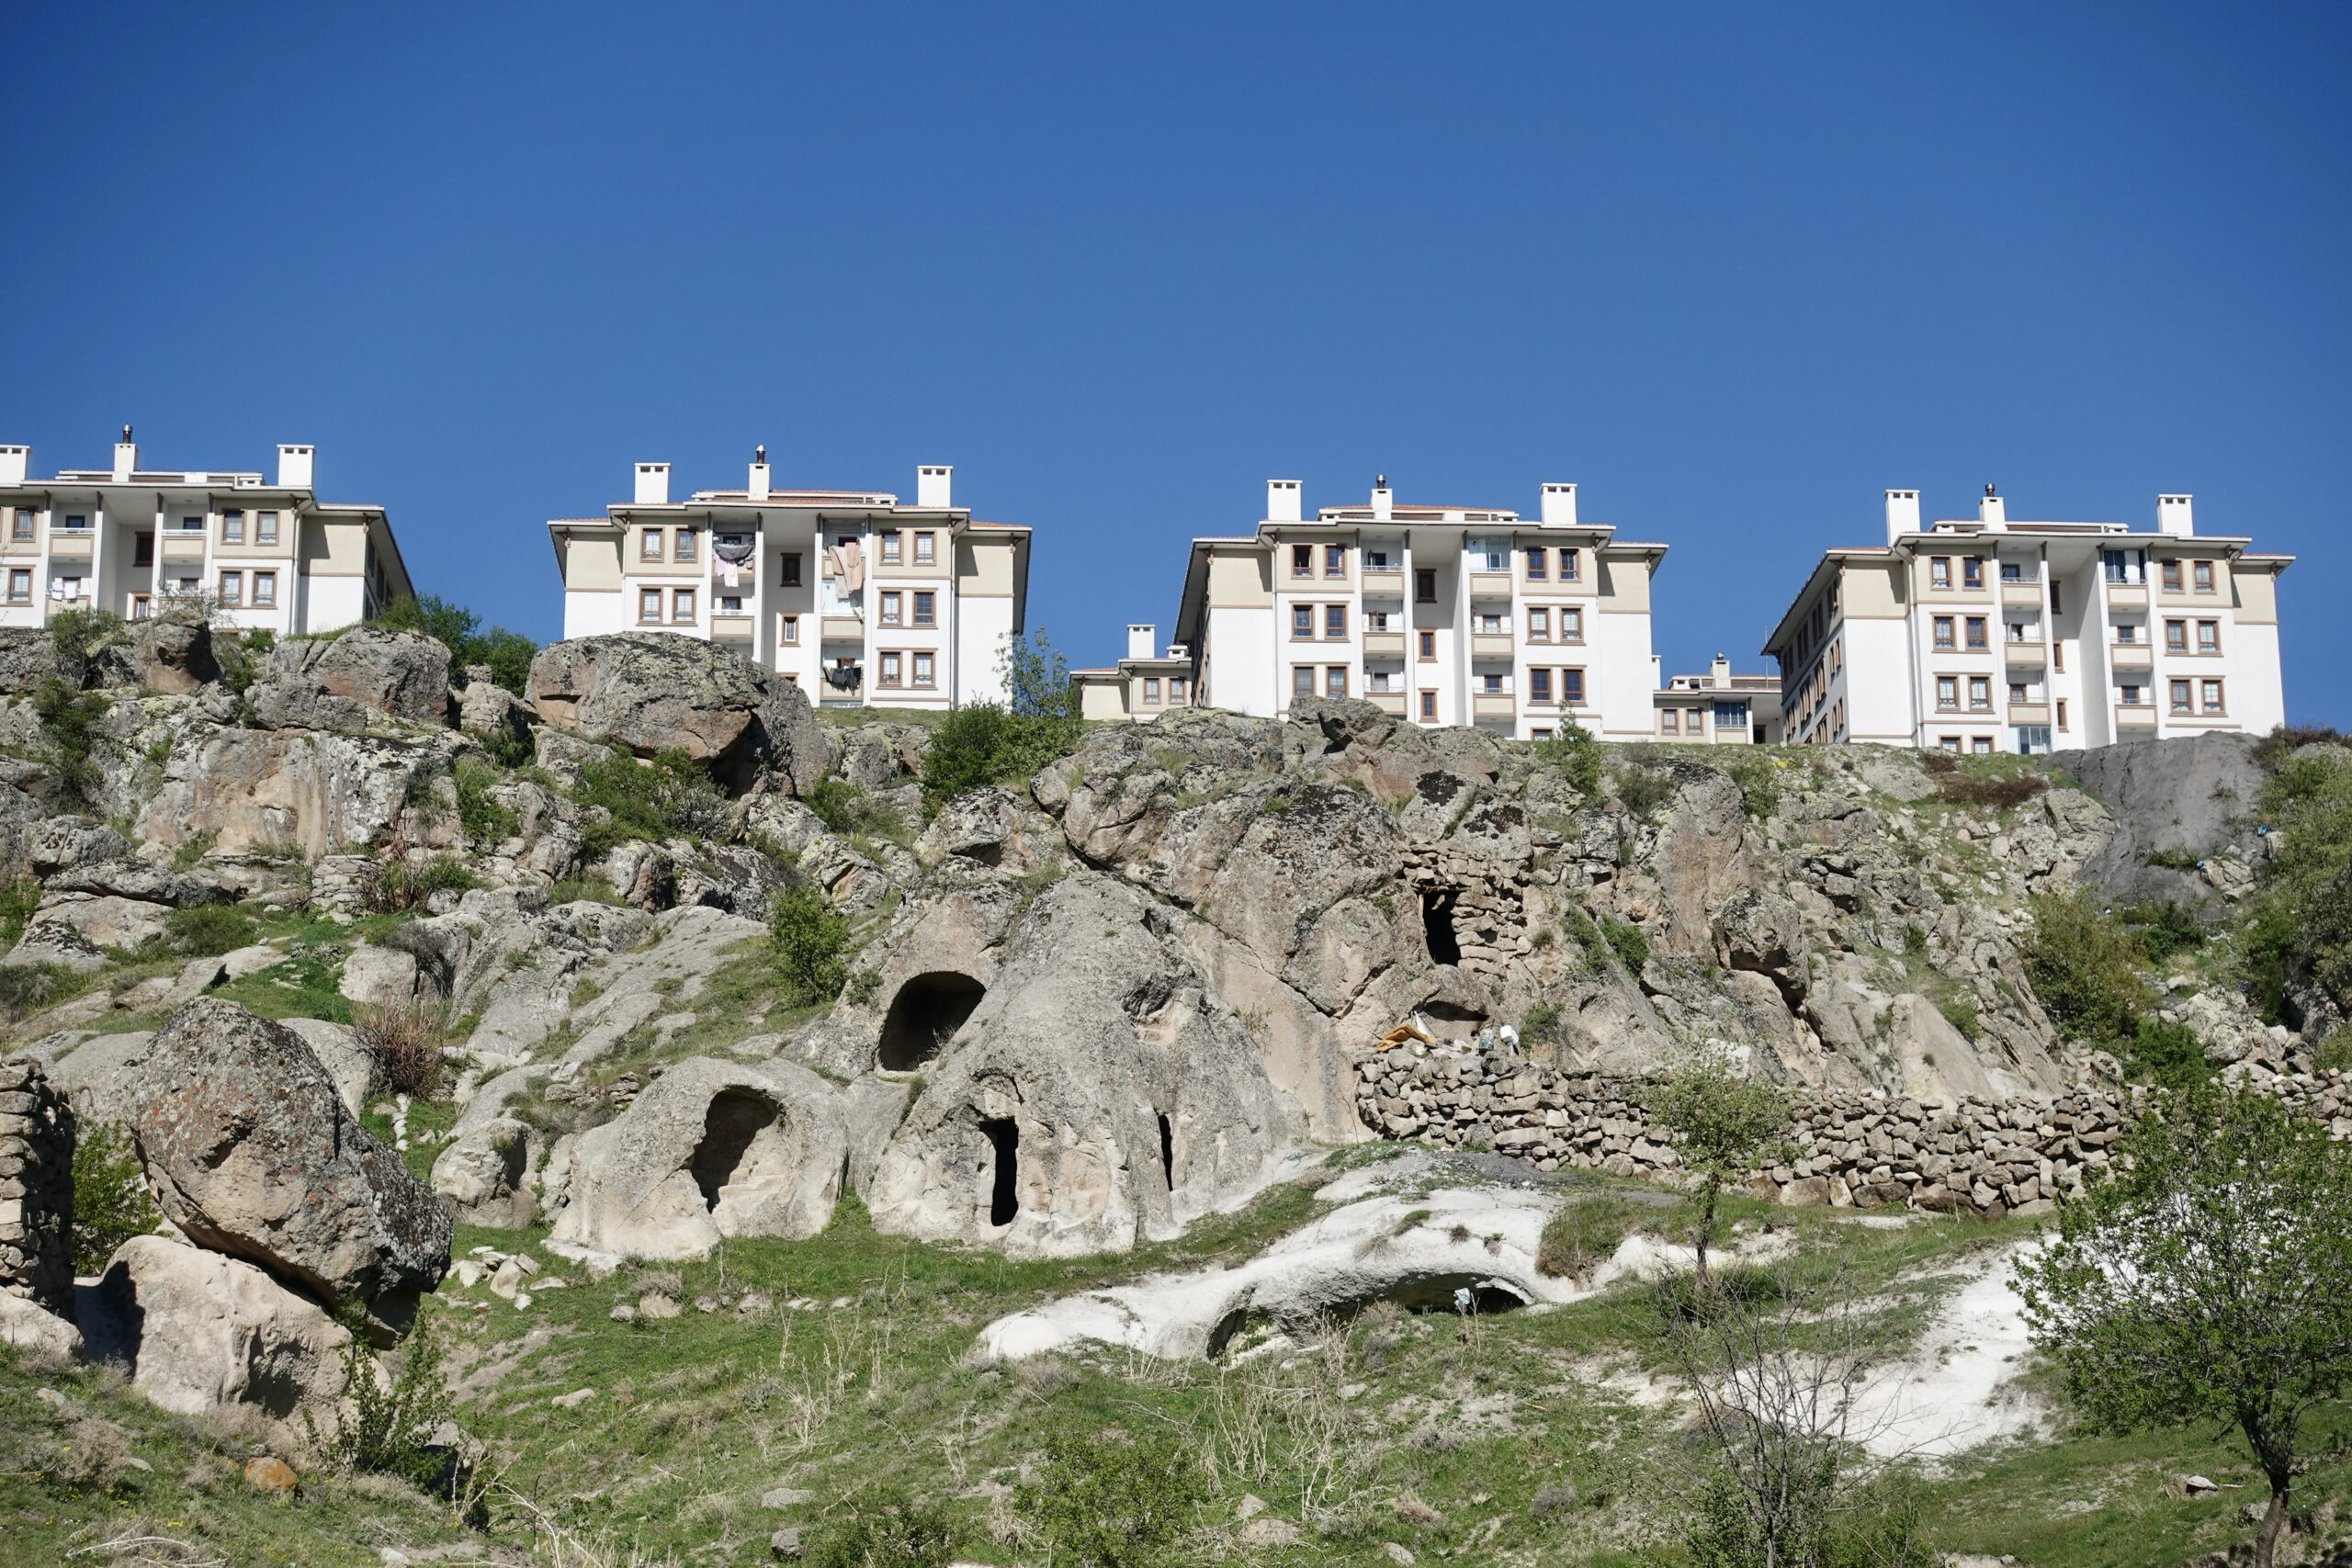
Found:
[1157,1111,1175,1192]
[689,1089,777,1211]
[877,972,988,1071]
[981,1117,1020,1226]
[1421,889,1462,965]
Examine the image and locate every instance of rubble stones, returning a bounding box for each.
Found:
[0,1056,74,1311]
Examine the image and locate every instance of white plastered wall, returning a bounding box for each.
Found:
[1843,619,1917,742]
[2231,623,2285,734]
[1207,604,1278,716]
[565,591,629,639]
[300,574,368,635]
[1590,609,1655,739]
[956,596,1015,705]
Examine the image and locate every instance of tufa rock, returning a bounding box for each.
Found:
[246,625,453,731]
[116,998,451,1342]
[526,632,824,795]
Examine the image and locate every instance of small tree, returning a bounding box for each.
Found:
[770,883,851,1006]
[72,1122,162,1275]
[1648,1043,1791,1289]
[1018,1425,1205,1568]
[2013,1085,2352,1568]
[997,627,1075,723]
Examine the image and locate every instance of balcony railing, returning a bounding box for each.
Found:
[2109,642,2154,671]
[1367,691,1407,716]
[1471,693,1516,718]
[2000,581,2044,607]
[1466,571,1513,598]
[1469,632,1514,659]
[2115,704,2158,729]
[1363,631,1406,658]
[820,615,864,642]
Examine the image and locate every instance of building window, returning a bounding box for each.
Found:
[1415,569,1437,603]
[1660,708,1679,735]
[2169,680,2192,715]
[253,571,276,607]
[881,592,902,626]
[1326,666,1347,698]
[53,575,83,601]
[2202,679,2224,714]
[1530,668,1553,704]
[718,594,743,615]
[2116,622,2139,645]
[674,530,696,563]
[1289,666,1318,701]
[1528,606,1550,641]
[1292,604,1314,638]
[218,570,243,605]
[1418,630,1435,660]
[1965,616,1987,649]
[2000,560,2023,582]
[1968,677,1991,711]
[641,529,662,561]
[1932,616,1955,650]
[130,593,151,620]
[2053,641,2066,673]
[781,615,800,645]
[913,591,934,626]
[176,514,202,533]
[1973,736,1994,755]
[1939,736,1962,753]
[2198,620,2219,653]
[1476,612,1504,635]
[1936,676,1959,711]
[8,509,28,542]
[62,515,86,533]
[880,531,902,564]
[2051,583,2064,615]
[2193,559,2214,592]
[133,533,153,567]
[1170,677,1187,702]
[2162,559,2183,592]
[1142,677,1160,705]
[257,510,278,544]
[1525,547,1547,581]
[1962,558,1984,590]
[1325,544,1345,578]
[2008,682,2027,704]
[673,588,695,623]
[1560,548,1579,581]
[1482,671,1505,694]
[1419,691,1437,720]
[2165,619,2187,651]
[6,570,27,604]
[879,652,902,687]
[1292,546,1313,579]
[2120,683,2144,706]
[2104,549,2146,585]
[1562,668,1585,705]
[914,532,935,565]
[1365,549,1390,570]
[1325,604,1346,637]
[781,553,803,587]
[913,652,934,688]
[221,510,244,544]
[1930,557,1951,589]
[1562,607,1583,643]
[2056,699,2068,730]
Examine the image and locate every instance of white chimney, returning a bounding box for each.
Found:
[749,445,771,501]
[1977,485,2006,528]
[113,426,138,481]
[1126,624,1156,660]
[1541,482,1577,527]
[1371,475,1393,522]
[277,444,314,489]
[918,465,952,509]
[1883,489,1919,546]
[634,462,671,505]
[1711,653,1731,689]
[2157,494,2193,538]
[1266,479,1301,523]
[0,446,27,486]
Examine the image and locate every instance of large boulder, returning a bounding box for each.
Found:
[549,1056,847,1261]
[116,998,451,1342]
[247,625,452,731]
[90,616,220,694]
[2055,732,2268,908]
[527,632,824,794]
[0,627,61,694]
[136,728,447,858]
[78,1235,349,1435]
[430,1115,538,1228]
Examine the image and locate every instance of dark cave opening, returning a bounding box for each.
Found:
[689,1089,777,1211]
[1421,888,1462,965]
[981,1117,1020,1226]
[1158,1111,1175,1192]
[877,972,988,1071]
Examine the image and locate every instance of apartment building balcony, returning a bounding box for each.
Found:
[2109,642,2154,672]
[1467,572,1514,598]
[1363,631,1407,658]
[2007,702,2052,725]
[2115,703,2157,731]
[2002,640,2046,671]
[712,614,753,640]
[1366,691,1408,716]
[1472,693,1515,719]
[2106,583,2149,610]
[2000,581,2044,608]
[820,615,865,643]
[1469,632,1514,659]
[1362,570,1405,594]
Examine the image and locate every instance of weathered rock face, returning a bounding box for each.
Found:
[430,1115,538,1228]
[79,1235,350,1435]
[549,1056,846,1260]
[526,633,824,795]
[91,616,220,694]
[0,1056,74,1312]
[0,627,62,694]
[117,999,451,1341]
[2056,732,2269,908]
[137,728,450,858]
[865,873,1297,1258]
[248,625,453,731]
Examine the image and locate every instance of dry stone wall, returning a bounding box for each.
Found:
[0,1056,74,1308]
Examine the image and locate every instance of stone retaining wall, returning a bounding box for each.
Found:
[0,1056,74,1308]
[1349,1043,2352,1218]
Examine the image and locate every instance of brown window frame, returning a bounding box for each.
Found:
[2169,679,2192,715]
[1324,544,1345,579]
[2197,619,2219,653]
[781,615,799,644]
[218,570,243,606]
[1419,690,1437,721]
[1325,604,1347,638]
[1530,667,1553,705]
[1292,545,1313,580]
[1292,665,1316,698]
[913,531,935,565]
[1962,557,1984,590]
[1417,630,1436,661]
[2162,559,2183,592]
[256,510,278,545]
[8,509,29,543]
[879,591,902,626]
[1660,707,1679,735]
[641,528,663,562]
[2193,559,2215,592]
[672,587,696,624]
[2165,619,2187,652]
[1936,676,1959,711]
[220,509,244,544]
[1929,557,1951,589]
[1525,547,1547,581]
[781,552,803,587]
[878,651,903,688]
[1964,616,1987,650]
[1932,616,1954,650]
[879,530,902,564]
[252,570,276,608]
[1291,604,1314,639]
[2201,678,2225,715]
[1560,547,1580,582]
[673,529,696,564]
[1527,606,1550,642]
[1561,667,1585,705]
[639,588,662,623]
[1325,665,1347,698]
[1415,569,1437,603]
[2056,699,2068,731]
[1968,676,1992,712]
[913,591,935,627]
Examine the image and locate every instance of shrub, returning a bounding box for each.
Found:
[2141,846,2203,872]
[210,626,275,695]
[2252,723,2345,769]
[1597,913,1649,974]
[770,883,851,1005]
[33,677,112,808]
[359,855,481,914]
[0,962,80,1020]
[313,1306,462,1496]
[48,604,125,671]
[2020,888,2149,1043]
[2242,744,2352,1020]
[804,776,896,838]
[354,997,449,1099]
[72,1122,161,1274]
[1616,763,1678,820]
[573,749,732,856]
[165,902,256,957]
[0,874,40,950]
[1936,991,1980,1041]
[373,592,536,694]
[1534,725,1602,798]
[807,1486,961,1568]
[1936,771,2048,809]
[921,701,1078,810]
[453,758,519,845]
[2122,899,2206,964]
[1716,749,1781,819]
[1018,1425,1205,1568]
[1536,1193,1644,1280]
[2123,1017,2210,1090]
[1521,1000,1564,1047]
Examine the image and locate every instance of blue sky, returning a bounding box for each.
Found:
[4,3,2346,720]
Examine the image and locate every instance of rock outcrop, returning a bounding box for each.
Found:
[246,625,453,731]
[527,632,823,794]
[116,999,450,1341]
[2056,732,2269,908]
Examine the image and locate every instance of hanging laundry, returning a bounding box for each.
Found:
[713,535,755,588]
[835,537,865,594]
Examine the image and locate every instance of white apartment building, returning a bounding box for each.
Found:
[1653,655,1783,743]
[1164,479,1664,739]
[546,451,1030,709]
[1071,624,1195,723]
[0,431,412,635]
[1764,487,2290,754]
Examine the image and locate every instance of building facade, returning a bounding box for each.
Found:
[0,432,411,635]
[1072,624,1195,722]
[548,453,1030,709]
[1653,655,1782,743]
[1764,488,2290,753]
[1164,479,1663,739]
